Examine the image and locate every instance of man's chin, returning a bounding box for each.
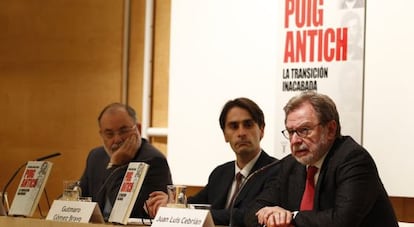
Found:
[294,154,313,166]
[112,145,120,150]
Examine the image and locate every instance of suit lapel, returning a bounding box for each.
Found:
[313,147,334,210]
[290,163,307,209]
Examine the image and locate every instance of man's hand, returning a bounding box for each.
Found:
[110,133,139,165]
[145,191,168,218]
[256,206,294,227]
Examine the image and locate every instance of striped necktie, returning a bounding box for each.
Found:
[228,172,243,208]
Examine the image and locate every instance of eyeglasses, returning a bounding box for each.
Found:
[281,123,321,140]
[101,125,136,140]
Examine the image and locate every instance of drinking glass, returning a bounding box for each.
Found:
[62,180,82,201]
[166,185,187,208]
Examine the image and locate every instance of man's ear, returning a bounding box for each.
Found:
[136,123,142,134]
[224,132,230,143]
[259,126,265,140]
[326,120,337,139]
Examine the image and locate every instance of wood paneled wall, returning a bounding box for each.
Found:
[390,196,414,223]
[0,0,170,217]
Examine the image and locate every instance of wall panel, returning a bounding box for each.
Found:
[0,0,126,216]
[149,0,170,152]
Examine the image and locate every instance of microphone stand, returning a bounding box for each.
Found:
[96,164,129,221]
[1,152,61,215]
[1,162,27,213]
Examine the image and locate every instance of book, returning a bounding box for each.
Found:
[8,161,53,216]
[108,162,149,225]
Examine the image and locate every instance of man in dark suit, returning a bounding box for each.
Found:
[146,97,278,226]
[79,103,172,220]
[245,91,398,227]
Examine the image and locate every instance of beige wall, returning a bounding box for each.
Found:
[0,0,169,216]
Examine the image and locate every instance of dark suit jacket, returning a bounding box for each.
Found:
[79,138,172,219]
[188,150,278,226]
[245,136,398,227]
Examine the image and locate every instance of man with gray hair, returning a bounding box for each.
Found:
[246,91,397,227]
[79,103,172,220]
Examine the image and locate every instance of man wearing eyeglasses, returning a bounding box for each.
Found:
[245,91,397,227]
[79,102,172,221]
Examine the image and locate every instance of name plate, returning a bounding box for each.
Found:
[151,207,214,227]
[46,200,104,223]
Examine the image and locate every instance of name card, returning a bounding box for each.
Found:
[46,200,104,223]
[151,207,214,227]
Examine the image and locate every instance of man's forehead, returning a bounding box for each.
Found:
[100,110,133,128]
[226,118,254,125]
[286,105,318,126]
[102,106,128,116]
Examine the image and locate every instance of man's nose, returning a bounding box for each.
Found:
[237,125,248,136]
[112,133,124,142]
[289,132,303,144]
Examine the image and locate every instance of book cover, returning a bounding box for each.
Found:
[108,162,149,225]
[8,161,53,216]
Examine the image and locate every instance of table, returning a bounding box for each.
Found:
[0,216,227,226]
[0,216,118,227]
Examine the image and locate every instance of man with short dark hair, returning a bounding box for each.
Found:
[146,97,278,226]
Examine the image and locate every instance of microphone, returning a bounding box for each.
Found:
[36,152,62,161]
[1,152,61,214]
[95,163,129,221]
[246,159,280,183]
[229,159,280,227]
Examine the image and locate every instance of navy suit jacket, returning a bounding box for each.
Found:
[188,150,278,226]
[245,136,398,227]
[79,138,172,219]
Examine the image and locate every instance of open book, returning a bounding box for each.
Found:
[109,162,149,225]
[9,161,53,216]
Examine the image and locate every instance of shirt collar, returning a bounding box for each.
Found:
[235,150,262,178]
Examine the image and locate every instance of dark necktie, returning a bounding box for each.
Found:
[228,172,243,208]
[300,166,318,211]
